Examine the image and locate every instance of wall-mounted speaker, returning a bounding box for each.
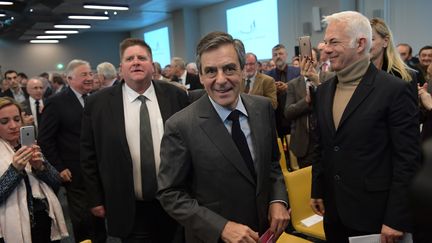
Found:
[312,6,322,32]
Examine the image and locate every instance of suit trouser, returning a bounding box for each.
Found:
[65,182,107,243]
[323,212,376,243]
[121,200,181,243]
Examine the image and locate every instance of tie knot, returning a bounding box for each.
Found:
[137,95,147,103]
[246,79,251,84]
[82,94,88,99]
[35,100,40,105]
[227,110,241,122]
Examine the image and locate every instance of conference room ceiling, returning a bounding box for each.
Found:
[0,0,223,41]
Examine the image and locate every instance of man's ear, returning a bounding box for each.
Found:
[357,37,367,54]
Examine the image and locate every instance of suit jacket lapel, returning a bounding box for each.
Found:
[153,81,171,123]
[197,96,256,186]
[108,83,133,164]
[322,78,337,136]
[338,64,376,129]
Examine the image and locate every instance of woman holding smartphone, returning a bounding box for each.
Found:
[0,97,68,243]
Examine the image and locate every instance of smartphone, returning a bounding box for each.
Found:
[20,126,35,147]
[298,36,312,60]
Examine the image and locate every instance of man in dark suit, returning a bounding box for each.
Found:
[284,48,334,169]
[22,77,45,132]
[3,70,29,103]
[309,11,420,243]
[157,31,289,243]
[170,56,203,90]
[38,59,107,243]
[242,52,277,109]
[266,44,300,139]
[80,38,188,242]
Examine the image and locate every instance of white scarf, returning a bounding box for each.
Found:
[0,139,68,242]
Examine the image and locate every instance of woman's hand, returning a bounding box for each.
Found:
[12,146,33,171]
[29,144,45,171]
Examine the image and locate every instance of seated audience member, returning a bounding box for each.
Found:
[96,62,119,88]
[186,62,199,75]
[170,57,203,90]
[0,97,68,243]
[291,56,300,67]
[51,73,67,94]
[153,61,169,81]
[162,64,173,80]
[243,52,277,109]
[3,70,28,103]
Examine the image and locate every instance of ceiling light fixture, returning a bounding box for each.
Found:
[37,35,67,39]
[30,40,59,44]
[68,15,109,20]
[83,4,129,11]
[0,1,13,5]
[0,13,5,17]
[45,30,79,34]
[54,24,91,29]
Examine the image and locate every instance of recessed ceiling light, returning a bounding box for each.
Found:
[37,35,67,39]
[29,8,34,12]
[54,24,91,29]
[45,30,79,34]
[30,40,59,44]
[0,1,13,5]
[68,15,109,20]
[0,14,6,17]
[83,4,129,11]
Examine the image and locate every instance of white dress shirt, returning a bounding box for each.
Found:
[122,82,164,200]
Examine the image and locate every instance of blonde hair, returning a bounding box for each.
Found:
[370,18,412,81]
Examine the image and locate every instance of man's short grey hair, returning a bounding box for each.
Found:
[97,62,117,80]
[65,59,90,79]
[171,57,186,70]
[196,31,245,75]
[323,11,372,53]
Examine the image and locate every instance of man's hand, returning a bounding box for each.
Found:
[59,168,72,182]
[310,198,325,216]
[300,57,319,85]
[275,81,288,94]
[418,83,432,110]
[221,221,259,243]
[90,205,106,218]
[380,224,403,243]
[268,202,290,240]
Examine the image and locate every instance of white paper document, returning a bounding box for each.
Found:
[300,214,323,227]
[349,233,413,243]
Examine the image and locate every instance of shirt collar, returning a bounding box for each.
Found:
[208,95,248,122]
[124,81,156,103]
[70,86,86,99]
[180,70,187,81]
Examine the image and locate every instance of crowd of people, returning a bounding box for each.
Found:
[0,10,431,243]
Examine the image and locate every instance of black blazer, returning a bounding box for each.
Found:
[38,87,84,183]
[185,72,203,90]
[2,87,29,100]
[80,80,189,237]
[311,64,421,232]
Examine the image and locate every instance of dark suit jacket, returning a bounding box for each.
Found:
[22,98,44,133]
[38,87,84,183]
[80,80,189,237]
[157,94,288,243]
[311,64,421,232]
[266,66,301,136]
[241,72,277,109]
[2,87,29,100]
[185,72,203,90]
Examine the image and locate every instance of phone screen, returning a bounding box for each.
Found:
[20,126,35,146]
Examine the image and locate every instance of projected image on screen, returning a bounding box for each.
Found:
[144,27,171,67]
[227,0,278,60]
